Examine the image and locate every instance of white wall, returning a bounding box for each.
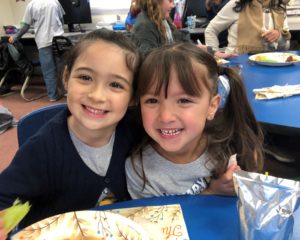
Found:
[0,0,15,35]
[0,0,131,32]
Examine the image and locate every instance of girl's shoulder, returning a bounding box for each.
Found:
[134,11,157,29]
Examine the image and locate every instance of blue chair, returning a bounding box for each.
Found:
[17,103,67,146]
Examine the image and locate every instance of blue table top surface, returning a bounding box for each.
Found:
[227,51,300,130]
[97,194,239,240]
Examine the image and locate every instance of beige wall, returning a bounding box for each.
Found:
[0,0,28,26]
[10,0,28,25]
[0,0,14,35]
[0,0,128,33]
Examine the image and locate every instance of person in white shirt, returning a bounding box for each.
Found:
[205,0,290,53]
[9,0,65,101]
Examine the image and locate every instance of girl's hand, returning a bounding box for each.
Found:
[205,164,240,196]
[261,29,280,43]
[214,51,238,59]
[8,36,14,44]
[0,219,7,240]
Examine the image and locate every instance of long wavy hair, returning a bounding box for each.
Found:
[138,0,172,42]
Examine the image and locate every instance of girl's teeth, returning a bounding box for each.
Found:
[160,129,181,136]
[86,106,105,114]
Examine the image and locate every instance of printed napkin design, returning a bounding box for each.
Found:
[253,84,300,100]
[110,204,190,240]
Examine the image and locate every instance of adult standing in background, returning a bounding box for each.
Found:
[205,0,291,53]
[9,0,65,101]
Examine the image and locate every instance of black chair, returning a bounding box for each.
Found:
[52,36,73,58]
[17,103,67,146]
[0,39,46,101]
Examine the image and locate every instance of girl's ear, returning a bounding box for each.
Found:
[207,95,220,120]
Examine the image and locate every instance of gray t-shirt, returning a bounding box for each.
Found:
[70,130,115,176]
[125,145,214,199]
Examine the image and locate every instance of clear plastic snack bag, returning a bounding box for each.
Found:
[233,170,300,240]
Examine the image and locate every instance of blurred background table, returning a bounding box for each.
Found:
[228,51,300,134]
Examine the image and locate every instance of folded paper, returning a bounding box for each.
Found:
[109,204,190,240]
[253,84,300,100]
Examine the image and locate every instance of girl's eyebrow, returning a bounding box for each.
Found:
[73,67,131,85]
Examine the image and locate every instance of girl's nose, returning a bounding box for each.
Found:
[158,103,175,123]
[88,84,107,102]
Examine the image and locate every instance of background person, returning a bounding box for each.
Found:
[131,0,191,55]
[205,0,229,48]
[205,0,291,53]
[126,42,264,198]
[125,0,141,31]
[132,0,236,59]
[8,0,65,101]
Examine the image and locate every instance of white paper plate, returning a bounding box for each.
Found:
[12,210,149,240]
[216,58,230,65]
[249,52,300,66]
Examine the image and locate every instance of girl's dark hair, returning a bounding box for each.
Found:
[233,0,287,12]
[133,42,264,180]
[63,28,141,92]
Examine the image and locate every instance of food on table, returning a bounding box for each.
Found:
[286,55,299,62]
[0,199,30,235]
[255,55,278,62]
[216,58,229,65]
[255,53,300,63]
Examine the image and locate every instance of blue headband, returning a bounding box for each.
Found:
[217,75,230,109]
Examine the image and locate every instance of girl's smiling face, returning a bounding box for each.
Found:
[64,41,133,147]
[160,0,175,18]
[140,65,220,163]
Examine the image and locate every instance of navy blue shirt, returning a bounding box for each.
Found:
[0,107,141,229]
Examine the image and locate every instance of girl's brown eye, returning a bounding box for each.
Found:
[111,82,124,89]
[79,75,91,81]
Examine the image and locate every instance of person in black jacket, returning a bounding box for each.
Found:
[0,29,141,237]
